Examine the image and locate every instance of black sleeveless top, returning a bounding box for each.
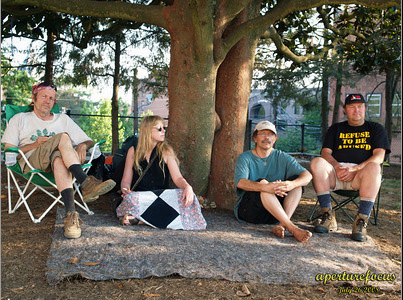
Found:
[131,147,170,191]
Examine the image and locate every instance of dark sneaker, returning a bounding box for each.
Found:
[351,214,368,242]
[314,209,337,233]
[64,211,81,239]
[81,176,116,202]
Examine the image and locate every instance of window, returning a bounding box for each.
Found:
[366,93,381,117]
[251,104,265,119]
[294,104,303,115]
[392,94,401,117]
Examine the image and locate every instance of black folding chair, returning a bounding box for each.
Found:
[307,188,382,225]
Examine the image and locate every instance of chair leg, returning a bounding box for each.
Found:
[307,198,320,222]
[7,169,12,214]
[368,192,381,226]
[330,194,358,223]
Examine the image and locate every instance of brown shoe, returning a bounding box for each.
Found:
[64,211,81,239]
[351,214,368,242]
[81,176,116,202]
[314,208,337,233]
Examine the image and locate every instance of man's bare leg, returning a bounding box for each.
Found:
[311,157,336,193]
[272,187,303,239]
[261,192,311,242]
[53,157,73,192]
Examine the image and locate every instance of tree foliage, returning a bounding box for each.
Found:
[1,54,36,105]
[76,98,132,150]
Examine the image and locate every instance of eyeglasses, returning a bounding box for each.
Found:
[257,132,275,137]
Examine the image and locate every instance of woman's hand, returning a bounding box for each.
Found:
[181,185,194,207]
[121,187,131,197]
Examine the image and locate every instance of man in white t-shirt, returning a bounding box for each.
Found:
[2,82,116,239]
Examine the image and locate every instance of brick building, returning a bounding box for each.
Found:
[328,72,401,164]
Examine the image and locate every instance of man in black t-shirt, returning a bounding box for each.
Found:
[310,93,390,242]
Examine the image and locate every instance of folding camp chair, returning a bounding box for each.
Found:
[3,104,104,223]
[307,175,383,226]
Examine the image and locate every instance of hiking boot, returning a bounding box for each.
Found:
[351,214,368,242]
[81,176,116,202]
[64,211,81,239]
[314,208,337,233]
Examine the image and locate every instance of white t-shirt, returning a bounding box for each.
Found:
[2,111,92,159]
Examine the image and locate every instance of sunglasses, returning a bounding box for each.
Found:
[37,82,58,91]
[153,126,166,132]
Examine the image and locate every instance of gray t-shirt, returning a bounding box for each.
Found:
[2,111,92,159]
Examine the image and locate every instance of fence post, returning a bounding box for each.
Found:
[244,119,252,151]
[301,123,305,153]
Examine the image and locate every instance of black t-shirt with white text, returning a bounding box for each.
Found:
[322,121,390,164]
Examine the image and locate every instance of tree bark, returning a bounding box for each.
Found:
[132,69,139,136]
[165,1,216,196]
[332,63,343,124]
[44,29,55,83]
[321,65,329,141]
[384,68,399,145]
[111,33,121,154]
[209,3,261,210]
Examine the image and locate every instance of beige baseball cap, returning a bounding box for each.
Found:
[253,120,277,135]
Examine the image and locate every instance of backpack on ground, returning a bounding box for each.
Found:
[109,135,138,216]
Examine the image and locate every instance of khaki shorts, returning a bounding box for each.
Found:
[20,133,65,174]
[331,162,356,191]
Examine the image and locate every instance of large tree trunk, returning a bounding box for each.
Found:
[209,4,260,210]
[384,69,399,145]
[111,34,121,154]
[332,63,343,124]
[132,68,139,135]
[44,29,55,83]
[166,1,216,196]
[321,66,329,141]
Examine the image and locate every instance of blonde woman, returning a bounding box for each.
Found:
[116,115,206,230]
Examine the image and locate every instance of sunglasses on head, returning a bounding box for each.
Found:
[35,82,58,92]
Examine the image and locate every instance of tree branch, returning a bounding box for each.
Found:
[2,0,168,29]
[220,0,400,62]
[316,6,366,39]
[2,6,44,15]
[266,26,338,63]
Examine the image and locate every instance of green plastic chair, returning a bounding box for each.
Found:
[4,104,104,223]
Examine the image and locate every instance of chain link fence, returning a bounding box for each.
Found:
[67,112,138,153]
[245,120,323,155]
[2,108,322,155]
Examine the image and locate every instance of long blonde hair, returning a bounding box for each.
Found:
[133,115,179,176]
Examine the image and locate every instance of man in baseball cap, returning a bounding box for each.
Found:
[344,93,366,106]
[234,120,313,242]
[310,92,390,242]
[253,120,277,135]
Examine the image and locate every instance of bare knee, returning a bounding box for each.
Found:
[287,186,302,200]
[358,162,382,182]
[310,157,327,174]
[363,162,381,174]
[58,133,73,149]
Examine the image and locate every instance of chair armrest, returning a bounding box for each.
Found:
[4,147,20,166]
[4,147,22,154]
[88,140,106,162]
[4,147,33,170]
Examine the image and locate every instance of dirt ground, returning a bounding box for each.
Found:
[1,163,401,299]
